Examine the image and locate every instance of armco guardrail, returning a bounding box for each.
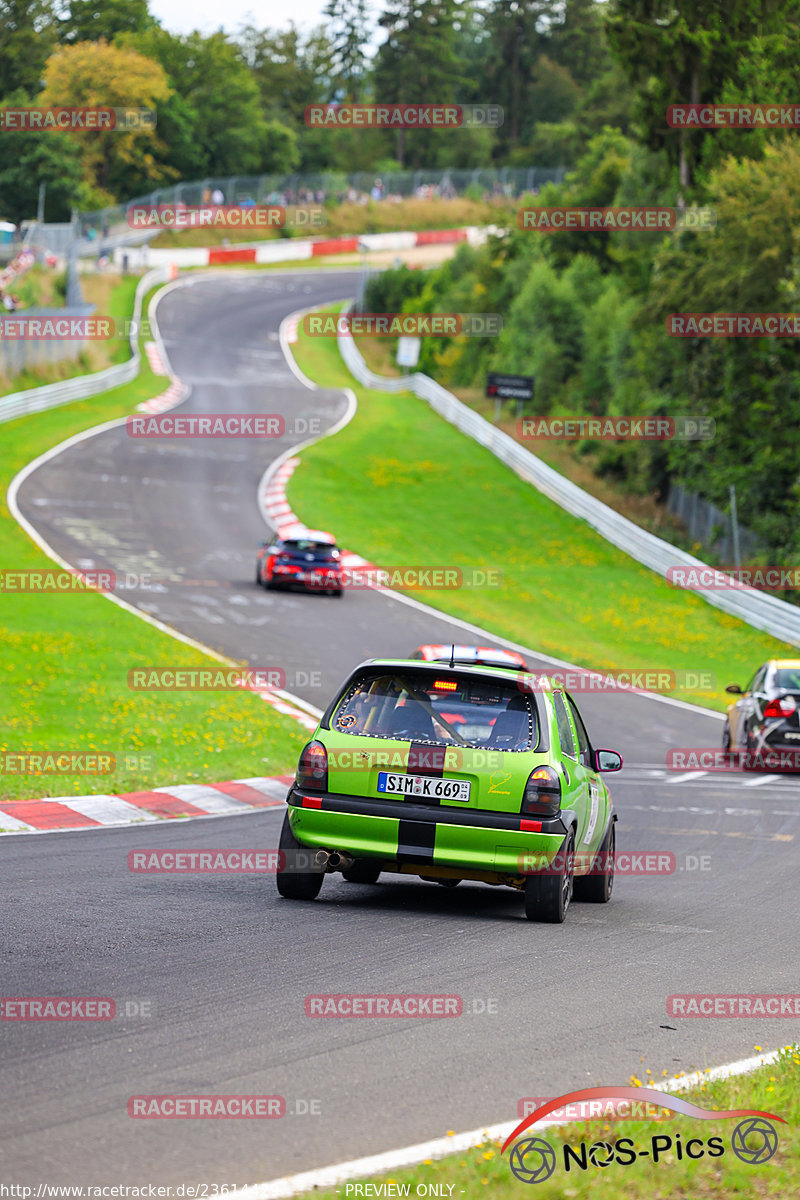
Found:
[0,266,171,426]
[337,309,800,646]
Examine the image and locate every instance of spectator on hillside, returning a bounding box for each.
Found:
[211,187,225,205]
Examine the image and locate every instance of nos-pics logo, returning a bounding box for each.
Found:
[502,1087,783,1184]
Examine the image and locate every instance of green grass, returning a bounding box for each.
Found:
[0,283,307,802]
[150,196,513,247]
[294,1047,799,1199]
[288,305,796,711]
[0,273,140,395]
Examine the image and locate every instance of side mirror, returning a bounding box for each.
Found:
[594,748,622,772]
[725,684,743,695]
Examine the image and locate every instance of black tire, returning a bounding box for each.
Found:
[341,860,381,884]
[276,813,324,900]
[524,831,574,923]
[573,821,615,904]
[255,563,263,586]
[329,589,343,598]
[721,721,731,751]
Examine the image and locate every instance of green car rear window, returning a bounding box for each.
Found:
[330,670,538,751]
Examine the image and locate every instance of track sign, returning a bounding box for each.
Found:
[486,372,534,401]
[397,336,421,367]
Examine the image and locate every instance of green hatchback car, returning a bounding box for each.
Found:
[276,658,622,922]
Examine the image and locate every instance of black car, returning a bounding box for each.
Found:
[723,659,800,757]
[256,528,343,596]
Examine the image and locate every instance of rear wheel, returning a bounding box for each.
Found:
[524,831,574,923]
[341,860,381,884]
[573,821,615,904]
[721,722,731,752]
[255,563,263,586]
[276,813,324,900]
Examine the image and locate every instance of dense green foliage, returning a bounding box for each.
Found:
[0,0,624,216]
[363,1,800,571]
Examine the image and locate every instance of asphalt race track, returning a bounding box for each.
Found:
[4,270,798,1186]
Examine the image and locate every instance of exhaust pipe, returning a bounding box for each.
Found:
[314,849,355,871]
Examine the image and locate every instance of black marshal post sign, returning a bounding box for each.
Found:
[486,372,534,401]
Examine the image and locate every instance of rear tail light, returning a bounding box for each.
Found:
[297,740,328,791]
[763,696,797,718]
[522,765,561,816]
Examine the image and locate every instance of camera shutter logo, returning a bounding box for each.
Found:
[731,1117,779,1164]
[508,1136,557,1184]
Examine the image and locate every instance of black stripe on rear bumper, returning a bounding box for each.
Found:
[289,786,566,836]
[397,819,437,862]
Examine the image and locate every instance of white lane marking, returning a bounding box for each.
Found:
[229,1049,790,1200]
[53,796,161,825]
[742,774,781,787]
[668,771,708,784]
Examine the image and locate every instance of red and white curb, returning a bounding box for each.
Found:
[144,339,167,375]
[118,226,481,271]
[137,378,189,414]
[0,775,293,835]
[259,455,378,579]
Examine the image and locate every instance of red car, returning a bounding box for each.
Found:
[256,527,343,596]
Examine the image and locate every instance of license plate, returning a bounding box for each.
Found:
[783,731,800,740]
[377,771,471,802]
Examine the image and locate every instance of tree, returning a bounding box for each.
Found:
[39,40,172,204]
[323,0,371,101]
[606,0,800,190]
[374,0,467,165]
[0,0,56,97]
[56,0,155,44]
[125,27,297,176]
[237,23,334,124]
[0,112,85,220]
[483,1,554,150]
